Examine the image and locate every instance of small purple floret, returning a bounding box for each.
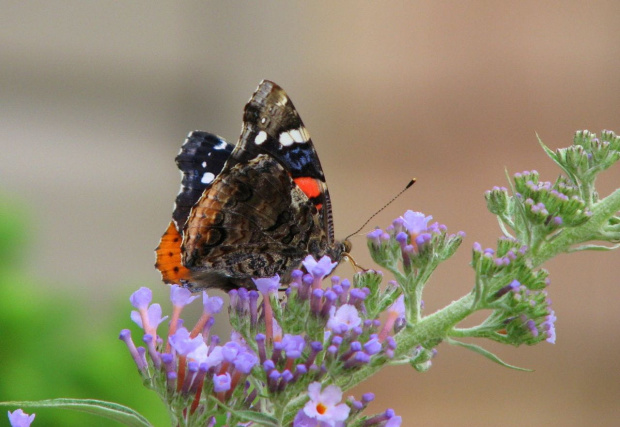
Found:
[367,228,383,246]
[170,285,199,307]
[213,372,232,392]
[253,275,280,295]
[401,210,433,234]
[263,359,275,372]
[233,351,258,374]
[130,287,152,309]
[203,293,224,315]
[363,338,382,355]
[282,334,306,359]
[8,409,36,427]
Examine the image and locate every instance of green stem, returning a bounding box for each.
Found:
[273,403,284,426]
[393,293,475,358]
[283,292,476,422]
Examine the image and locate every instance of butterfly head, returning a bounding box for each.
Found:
[326,239,352,264]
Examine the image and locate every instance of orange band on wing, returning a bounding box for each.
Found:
[294,177,323,210]
[294,176,322,198]
[155,221,190,284]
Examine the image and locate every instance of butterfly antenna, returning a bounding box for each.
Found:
[344,178,416,241]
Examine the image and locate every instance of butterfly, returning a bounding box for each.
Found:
[155,80,349,291]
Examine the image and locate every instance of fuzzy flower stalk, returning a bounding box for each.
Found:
[115,130,619,426]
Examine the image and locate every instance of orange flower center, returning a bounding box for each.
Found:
[316,403,327,415]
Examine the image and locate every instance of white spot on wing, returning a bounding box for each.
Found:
[279,126,310,146]
[214,140,228,150]
[255,130,268,145]
[288,129,303,143]
[201,161,207,168]
[201,172,215,184]
[289,127,310,143]
[279,132,295,146]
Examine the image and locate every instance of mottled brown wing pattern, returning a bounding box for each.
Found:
[181,154,329,290]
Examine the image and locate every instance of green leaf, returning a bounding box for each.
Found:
[536,133,578,184]
[0,399,153,427]
[446,338,532,372]
[232,410,280,426]
[206,395,279,427]
[568,242,620,252]
[537,133,559,163]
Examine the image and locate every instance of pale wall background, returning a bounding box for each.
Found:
[2,2,620,426]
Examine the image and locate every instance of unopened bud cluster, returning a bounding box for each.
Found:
[557,129,620,184]
[470,239,556,345]
[486,171,592,244]
[367,210,464,280]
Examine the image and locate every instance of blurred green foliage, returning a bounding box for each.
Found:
[0,194,169,426]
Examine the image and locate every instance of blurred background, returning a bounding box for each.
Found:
[1,2,619,426]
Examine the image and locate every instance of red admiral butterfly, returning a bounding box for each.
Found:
[155,80,350,291]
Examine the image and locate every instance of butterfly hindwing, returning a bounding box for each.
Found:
[155,221,190,284]
[182,154,325,290]
[173,131,234,230]
[155,132,233,285]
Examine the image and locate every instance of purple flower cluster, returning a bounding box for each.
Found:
[229,256,400,392]
[121,255,404,426]
[367,210,464,271]
[120,286,259,424]
[389,210,438,256]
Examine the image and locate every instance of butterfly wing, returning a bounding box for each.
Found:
[173,131,235,229]
[155,131,234,284]
[182,154,326,290]
[157,81,345,291]
[228,80,336,245]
